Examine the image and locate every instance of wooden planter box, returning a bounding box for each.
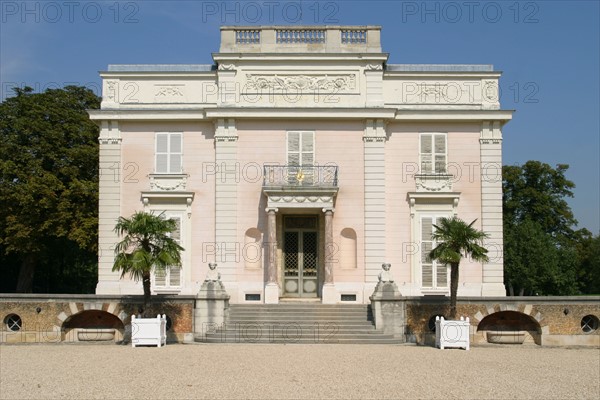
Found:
[131,314,167,347]
[435,316,470,350]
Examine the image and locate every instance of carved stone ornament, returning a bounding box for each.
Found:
[245,74,356,92]
[149,175,188,191]
[218,64,236,71]
[483,80,499,102]
[155,85,184,97]
[415,174,453,192]
[106,80,117,101]
[365,64,383,71]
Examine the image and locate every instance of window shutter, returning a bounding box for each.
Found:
[169,267,181,287]
[168,217,182,287]
[421,217,433,287]
[420,135,432,174]
[436,263,448,288]
[156,133,169,173]
[170,134,182,173]
[287,132,300,166]
[155,268,166,287]
[434,134,446,173]
[301,132,314,166]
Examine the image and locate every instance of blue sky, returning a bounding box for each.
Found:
[1,0,599,233]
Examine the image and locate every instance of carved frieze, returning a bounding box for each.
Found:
[245,74,357,93]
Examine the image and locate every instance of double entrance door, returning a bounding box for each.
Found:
[283,216,318,298]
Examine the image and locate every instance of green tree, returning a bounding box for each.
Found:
[503,161,588,295]
[0,86,100,292]
[575,233,600,294]
[504,219,579,296]
[429,217,489,319]
[503,161,577,240]
[113,211,184,309]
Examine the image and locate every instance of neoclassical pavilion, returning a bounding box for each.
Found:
[89,26,513,304]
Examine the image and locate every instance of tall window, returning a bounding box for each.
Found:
[420,133,446,174]
[421,216,448,289]
[154,215,182,288]
[287,131,315,184]
[287,131,314,166]
[155,132,182,173]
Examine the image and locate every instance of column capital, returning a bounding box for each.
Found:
[322,207,335,214]
[265,207,279,214]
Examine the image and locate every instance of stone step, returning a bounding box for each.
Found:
[196,303,401,344]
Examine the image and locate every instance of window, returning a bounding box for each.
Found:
[155,132,182,173]
[420,133,446,174]
[287,131,314,184]
[154,215,182,288]
[421,216,448,289]
[287,131,314,166]
[4,314,22,332]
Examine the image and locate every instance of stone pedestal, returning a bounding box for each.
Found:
[370,281,405,341]
[264,282,279,304]
[321,283,338,304]
[194,280,230,340]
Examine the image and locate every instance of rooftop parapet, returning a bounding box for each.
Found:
[219,25,382,53]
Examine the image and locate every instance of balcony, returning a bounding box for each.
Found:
[262,165,338,209]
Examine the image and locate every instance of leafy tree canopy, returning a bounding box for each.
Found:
[0,86,100,292]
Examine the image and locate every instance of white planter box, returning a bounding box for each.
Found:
[131,314,167,347]
[435,316,470,350]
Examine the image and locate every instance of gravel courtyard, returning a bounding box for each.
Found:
[1,343,598,400]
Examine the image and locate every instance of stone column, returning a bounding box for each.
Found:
[264,207,279,304]
[322,207,337,304]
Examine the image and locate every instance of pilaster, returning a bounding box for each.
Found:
[214,119,239,290]
[365,64,384,107]
[97,120,123,294]
[363,119,387,285]
[480,121,505,296]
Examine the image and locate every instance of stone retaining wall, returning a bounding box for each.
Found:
[0,294,195,344]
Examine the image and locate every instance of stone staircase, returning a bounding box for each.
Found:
[195,303,399,344]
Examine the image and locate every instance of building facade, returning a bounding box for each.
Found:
[90,26,513,304]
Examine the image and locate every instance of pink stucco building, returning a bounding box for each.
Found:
[89,26,513,304]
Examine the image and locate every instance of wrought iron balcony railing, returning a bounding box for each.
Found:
[263,165,338,187]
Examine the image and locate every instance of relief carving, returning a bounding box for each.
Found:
[245,74,356,92]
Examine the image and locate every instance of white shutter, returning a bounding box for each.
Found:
[301,132,314,166]
[155,268,167,287]
[436,263,448,288]
[156,133,169,173]
[168,217,182,287]
[287,132,300,165]
[170,134,182,173]
[169,267,181,287]
[434,134,446,173]
[420,134,432,174]
[421,217,433,288]
[156,133,183,173]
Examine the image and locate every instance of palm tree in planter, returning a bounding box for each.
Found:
[113,211,184,312]
[429,217,489,319]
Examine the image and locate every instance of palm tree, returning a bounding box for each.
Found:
[112,211,184,311]
[429,217,489,319]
